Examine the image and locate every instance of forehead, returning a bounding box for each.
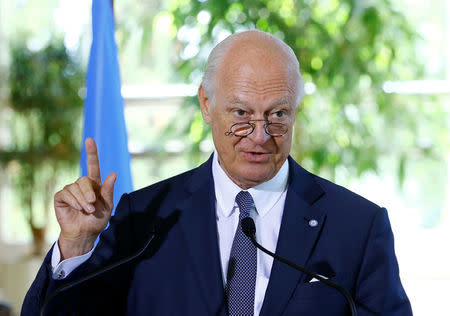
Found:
[217,60,298,108]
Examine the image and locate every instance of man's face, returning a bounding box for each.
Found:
[199,45,298,189]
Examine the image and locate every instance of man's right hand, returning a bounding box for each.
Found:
[54,138,117,260]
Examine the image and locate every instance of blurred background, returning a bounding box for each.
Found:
[0,0,448,314]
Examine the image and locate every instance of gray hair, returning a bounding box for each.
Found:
[201,30,305,106]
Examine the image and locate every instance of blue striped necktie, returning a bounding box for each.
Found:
[226,190,257,316]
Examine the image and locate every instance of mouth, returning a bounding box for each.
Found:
[243,151,270,162]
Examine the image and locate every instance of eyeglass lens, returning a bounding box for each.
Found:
[231,122,287,136]
[233,124,253,135]
[266,123,287,135]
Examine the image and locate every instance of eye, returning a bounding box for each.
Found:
[234,109,247,117]
[272,110,287,118]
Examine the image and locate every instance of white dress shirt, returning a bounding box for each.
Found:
[51,152,289,315]
[212,151,289,315]
[51,240,96,279]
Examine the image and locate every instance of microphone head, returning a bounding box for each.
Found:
[241,217,256,237]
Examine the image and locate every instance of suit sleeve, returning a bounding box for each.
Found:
[355,208,413,316]
[21,193,135,316]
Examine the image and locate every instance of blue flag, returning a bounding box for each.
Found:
[80,0,133,213]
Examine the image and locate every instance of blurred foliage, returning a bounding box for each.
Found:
[0,40,84,254]
[114,1,176,84]
[118,0,448,187]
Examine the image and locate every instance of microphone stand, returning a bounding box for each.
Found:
[40,231,157,316]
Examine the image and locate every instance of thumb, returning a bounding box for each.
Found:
[101,172,117,210]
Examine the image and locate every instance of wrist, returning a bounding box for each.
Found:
[58,234,97,260]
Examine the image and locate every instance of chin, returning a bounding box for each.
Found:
[238,168,274,186]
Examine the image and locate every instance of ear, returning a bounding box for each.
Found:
[198,84,213,125]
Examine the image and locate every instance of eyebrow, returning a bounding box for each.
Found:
[270,97,290,107]
[229,97,291,107]
[230,98,250,106]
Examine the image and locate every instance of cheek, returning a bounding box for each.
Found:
[211,122,239,152]
[276,134,293,155]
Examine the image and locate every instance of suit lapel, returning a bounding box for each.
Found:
[176,156,227,316]
[260,157,327,316]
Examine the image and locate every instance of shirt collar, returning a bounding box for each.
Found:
[212,150,289,219]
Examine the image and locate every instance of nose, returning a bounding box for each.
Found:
[248,121,271,144]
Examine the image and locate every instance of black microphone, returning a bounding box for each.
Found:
[40,218,161,316]
[241,217,357,316]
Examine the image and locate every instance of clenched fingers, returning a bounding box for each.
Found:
[54,189,82,211]
[65,182,96,213]
[76,176,99,204]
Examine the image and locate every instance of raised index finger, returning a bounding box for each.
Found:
[85,137,101,184]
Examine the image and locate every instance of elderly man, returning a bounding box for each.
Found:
[22,30,412,316]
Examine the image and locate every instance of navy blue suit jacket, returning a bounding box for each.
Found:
[22,156,412,315]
